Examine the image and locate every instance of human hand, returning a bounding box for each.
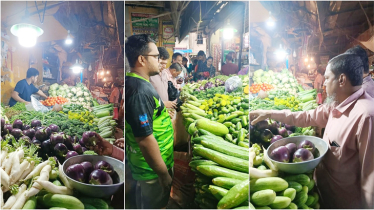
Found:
[114,138,124,149]
[250,110,272,125]
[91,134,113,156]
[158,172,172,194]
[164,101,177,109]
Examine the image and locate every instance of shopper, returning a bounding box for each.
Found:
[194,51,212,80]
[206,56,216,78]
[124,34,174,209]
[150,47,176,109]
[221,54,239,76]
[9,68,48,106]
[344,45,374,98]
[165,63,183,90]
[250,53,374,209]
[109,82,120,107]
[171,52,187,87]
[313,68,325,93]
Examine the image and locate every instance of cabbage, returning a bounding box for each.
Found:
[50,83,59,90]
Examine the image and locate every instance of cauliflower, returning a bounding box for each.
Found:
[79,98,85,102]
[85,96,91,101]
[83,92,90,97]
[71,87,77,93]
[76,91,83,97]
[63,84,69,89]
[67,93,74,98]
[50,83,59,90]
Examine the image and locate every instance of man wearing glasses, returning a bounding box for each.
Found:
[125,34,174,209]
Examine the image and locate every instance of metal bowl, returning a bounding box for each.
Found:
[62,155,124,198]
[266,136,328,174]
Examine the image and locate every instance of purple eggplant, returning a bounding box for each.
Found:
[270,146,290,163]
[298,140,316,154]
[293,148,314,163]
[285,143,297,156]
[49,124,60,133]
[35,127,51,141]
[50,133,64,146]
[11,128,23,140]
[284,124,296,132]
[89,169,113,185]
[79,138,85,147]
[81,147,88,153]
[63,135,74,150]
[12,119,23,129]
[81,131,99,147]
[66,164,86,183]
[278,127,289,138]
[256,120,269,131]
[270,135,283,144]
[260,129,274,143]
[32,139,41,147]
[23,128,36,139]
[19,136,31,145]
[22,124,30,131]
[1,118,5,130]
[66,151,79,160]
[41,139,52,154]
[81,161,94,181]
[3,124,13,135]
[94,161,114,175]
[72,136,79,144]
[287,130,293,136]
[73,144,83,155]
[31,120,42,128]
[54,143,68,157]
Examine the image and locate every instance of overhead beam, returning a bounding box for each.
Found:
[327,4,373,16]
[323,25,365,36]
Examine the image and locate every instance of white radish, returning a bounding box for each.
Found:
[17,149,24,160]
[4,152,15,175]
[0,150,8,167]
[10,160,29,185]
[9,151,21,184]
[27,165,51,197]
[2,184,27,209]
[58,163,72,189]
[1,188,3,207]
[10,190,28,209]
[19,161,35,181]
[1,167,10,190]
[36,180,73,195]
[23,160,50,180]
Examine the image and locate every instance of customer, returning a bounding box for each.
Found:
[109,82,120,107]
[221,54,239,76]
[345,45,374,97]
[194,51,211,80]
[124,34,174,209]
[171,53,187,87]
[314,68,325,93]
[150,47,176,109]
[250,53,374,209]
[206,56,216,78]
[165,63,183,90]
[165,53,184,90]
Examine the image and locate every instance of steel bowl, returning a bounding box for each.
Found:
[266,136,328,174]
[62,155,124,198]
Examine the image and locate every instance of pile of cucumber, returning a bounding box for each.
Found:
[190,129,250,209]
[92,104,117,143]
[250,174,320,209]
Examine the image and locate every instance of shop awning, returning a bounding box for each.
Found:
[174,49,193,54]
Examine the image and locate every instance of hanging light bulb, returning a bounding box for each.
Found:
[106,70,110,74]
[311,57,314,61]
[11,23,43,47]
[223,19,235,40]
[293,50,297,58]
[308,64,311,68]
[65,30,73,45]
[70,59,83,74]
[103,78,106,81]
[100,71,104,76]
[266,12,275,28]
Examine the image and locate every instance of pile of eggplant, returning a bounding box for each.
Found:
[250,119,295,148]
[270,140,317,163]
[1,117,99,163]
[66,160,115,185]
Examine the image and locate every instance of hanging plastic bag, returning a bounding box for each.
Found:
[224,76,242,93]
[25,95,50,113]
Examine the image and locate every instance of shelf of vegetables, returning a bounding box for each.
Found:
[180,75,250,209]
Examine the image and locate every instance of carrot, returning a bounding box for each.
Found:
[36,181,73,195]
[1,167,10,190]
[24,160,50,180]
[27,165,51,197]
[19,161,35,181]
[3,184,27,209]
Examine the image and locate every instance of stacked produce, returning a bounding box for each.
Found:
[66,160,116,185]
[1,103,26,120]
[40,96,69,106]
[270,140,318,163]
[249,144,320,209]
[252,69,299,95]
[49,83,93,108]
[250,83,274,94]
[62,104,95,125]
[92,104,117,143]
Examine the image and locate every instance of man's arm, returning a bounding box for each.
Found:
[37,90,48,98]
[357,116,374,208]
[11,91,28,104]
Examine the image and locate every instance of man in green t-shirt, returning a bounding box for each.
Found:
[125,34,174,209]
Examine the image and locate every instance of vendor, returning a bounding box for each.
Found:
[60,73,76,86]
[9,68,48,107]
[250,54,374,209]
[313,68,325,93]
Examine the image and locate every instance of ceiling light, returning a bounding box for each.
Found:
[65,30,73,45]
[103,78,106,81]
[10,23,43,47]
[70,59,83,74]
[266,12,275,28]
[311,57,314,61]
[293,50,297,58]
[106,70,110,74]
[223,19,236,40]
[100,71,104,76]
[308,64,311,68]
[304,58,308,62]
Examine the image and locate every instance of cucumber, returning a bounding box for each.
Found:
[298,204,310,209]
[238,141,249,148]
[212,177,242,190]
[190,113,205,120]
[293,191,308,207]
[234,206,250,209]
[231,118,242,124]
[198,129,216,136]
[42,194,84,209]
[285,202,298,209]
[79,197,109,209]
[288,181,302,192]
[255,206,271,209]
[185,104,207,116]
[282,188,296,201]
[236,122,242,130]
[310,192,319,206]
[250,177,289,193]
[225,114,239,121]
[283,174,310,186]
[217,180,249,209]
[195,119,229,136]
[208,185,228,200]
[188,122,197,135]
[193,135,249,152]
[250,189,276,206]
[52,180,62,186]
[193,146,249,172]
[305,195,315,206]
[238,129,246,142]
[188,100,201,107]
[200,140,249,160]
[269,196,291,209]
[83,203,97,209]
[225,133,233,142]
[241,115,248,127]
[196,165,248,180]
[257,165,267,170]
[189,159,218,169]
[23,196,37,209]
[306,179,315,192]
[223,122,233,128]
[182,113,191,118]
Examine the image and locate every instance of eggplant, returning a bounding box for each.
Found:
[270,135,283,144]
[81,131,99,147]
[298,140,316,154]
[256,120,269,131]
[72,136,79,144]
[31,120,42,128]
[19,136,31,145]
[73,144,83,155]
[81,161,94,181]
[293,148,314,163]
[12,119,23,129]
[260,129,274,143]
[285,124,296,132]
[278,127,289,138]
[50,133,64,146]
[1,118,5,130]
[49,124,60,133]
[81,147,88,153]
[54,143,68,157]
[285,143,297,157]
[11,128,23,140]
[66,151,79,160]
[270,146,290,163]
[287,130,293,136]
[66,164,86,183]
[89,169,113,185]
[35,127,51,141]
[32,139,41,147]
[41,139,53,155]
[94,161,114,175]
[24,128,36,139]
[79,138,85,147]
[3,124,13,135]
[63,135,74,150]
